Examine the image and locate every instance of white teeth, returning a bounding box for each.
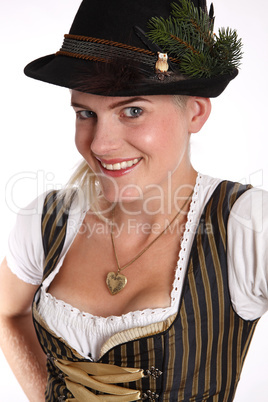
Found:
[101,158,140,171]
[113,163,121,170]
[120,161,128,169]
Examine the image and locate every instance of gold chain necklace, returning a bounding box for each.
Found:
[106,191,193,295]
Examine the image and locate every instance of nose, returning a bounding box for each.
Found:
[90,116,122,156]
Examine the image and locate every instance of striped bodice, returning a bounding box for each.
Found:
[32,181,258,401]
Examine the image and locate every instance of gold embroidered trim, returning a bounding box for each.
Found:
[99,313,177,359]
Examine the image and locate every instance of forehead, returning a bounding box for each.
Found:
[71,90,175,109]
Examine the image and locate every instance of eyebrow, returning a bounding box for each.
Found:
[71,101,90,109]
[108,97,151,109]
[71,97,151,110]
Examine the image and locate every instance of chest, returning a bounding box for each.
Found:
[47,218,185,317]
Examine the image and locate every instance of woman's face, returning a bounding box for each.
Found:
[72,90,193,205]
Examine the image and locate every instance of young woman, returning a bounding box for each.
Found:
[0,0,267,401]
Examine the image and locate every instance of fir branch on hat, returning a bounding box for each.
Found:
[146,0,243,78]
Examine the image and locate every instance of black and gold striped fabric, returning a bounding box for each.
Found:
[33,181,259,401]
[41,190,74,282]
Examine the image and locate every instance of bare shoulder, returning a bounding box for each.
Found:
[0,258,39,317]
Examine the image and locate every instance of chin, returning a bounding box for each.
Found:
[98,177,143,204]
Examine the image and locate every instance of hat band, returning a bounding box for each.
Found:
[56,34,180,67]
[56,34,156,66]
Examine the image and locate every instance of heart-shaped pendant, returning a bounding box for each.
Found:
[106,272,127,295]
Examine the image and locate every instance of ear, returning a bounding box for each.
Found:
[187,97,211,134]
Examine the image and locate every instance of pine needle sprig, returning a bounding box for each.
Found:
[147,16,203,57]
[171,0,214,47]
[146,0,243,78]
[214,28,243,71]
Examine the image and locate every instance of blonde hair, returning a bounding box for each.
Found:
[173,94,189,109]
[59,94,189,212]
[57,159,99,215]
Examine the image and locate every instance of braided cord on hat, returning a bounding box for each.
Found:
[56,34,181,66]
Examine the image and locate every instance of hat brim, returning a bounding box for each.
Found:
[24,53,238,98]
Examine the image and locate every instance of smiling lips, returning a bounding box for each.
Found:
[99,158,141,171]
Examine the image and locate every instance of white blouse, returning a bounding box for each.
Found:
[5,174,268,360]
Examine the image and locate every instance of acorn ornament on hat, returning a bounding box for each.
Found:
[24,0,243,97]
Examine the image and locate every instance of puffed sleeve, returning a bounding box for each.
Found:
[5,192,49,285]
[227,187,268,320]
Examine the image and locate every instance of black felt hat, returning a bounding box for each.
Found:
[24,0,242,98]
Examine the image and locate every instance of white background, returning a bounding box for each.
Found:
[0,0,267,400]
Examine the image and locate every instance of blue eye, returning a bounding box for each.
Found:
[77,110,96,119]
[124,107,143,118]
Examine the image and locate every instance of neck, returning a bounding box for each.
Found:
[109,167,197,232]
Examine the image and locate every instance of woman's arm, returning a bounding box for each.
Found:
[0,258,47,401]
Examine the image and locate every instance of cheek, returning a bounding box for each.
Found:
[141,114,186,152]
[136,116,169,147]
[75,126,92,155]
